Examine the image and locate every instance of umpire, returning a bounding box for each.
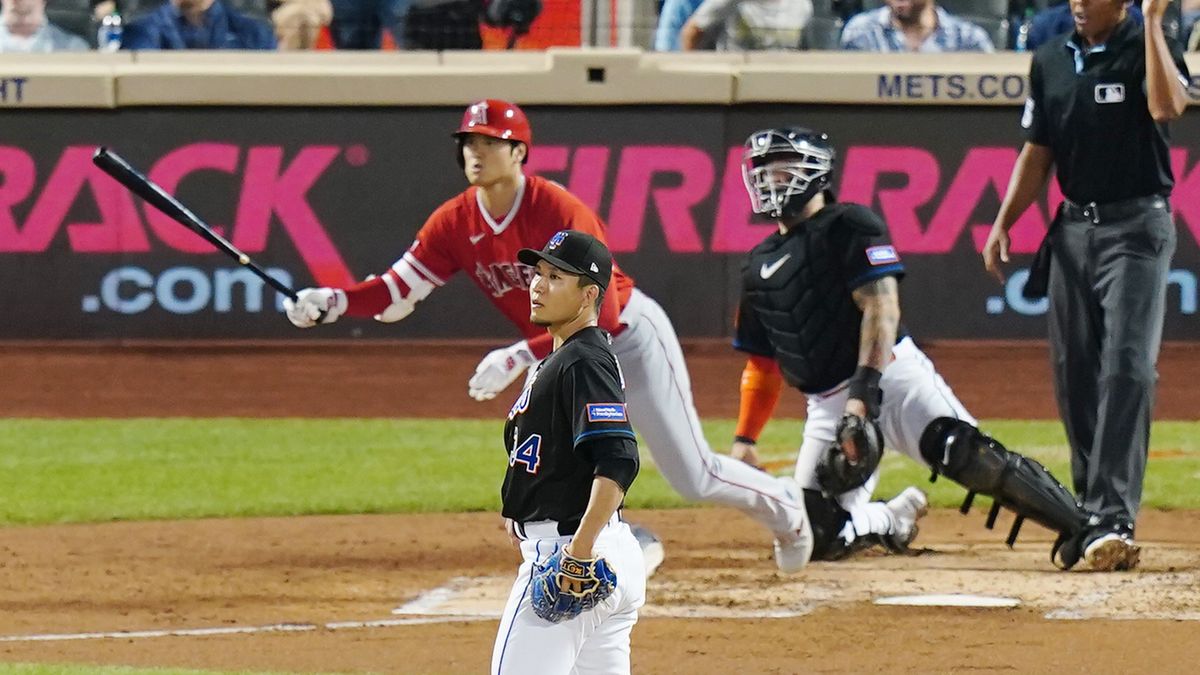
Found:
[983,0,1188,571]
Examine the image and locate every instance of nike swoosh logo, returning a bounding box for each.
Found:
[469,233,486,244]
[760,253,791,279]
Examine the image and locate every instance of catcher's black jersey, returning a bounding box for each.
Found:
[734,203,906,394]
[501,326,635,525]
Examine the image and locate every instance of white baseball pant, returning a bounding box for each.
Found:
[491,516,645,675]
[612,289,806,536]
[794,336,974,511]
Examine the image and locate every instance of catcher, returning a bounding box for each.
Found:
[729,127,1100,569]
[491,230,644,675]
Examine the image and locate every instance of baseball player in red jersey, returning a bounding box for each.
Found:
[285,99,815,572]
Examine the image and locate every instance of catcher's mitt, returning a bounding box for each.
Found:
[530,549,617,624]
[815,413,884,496]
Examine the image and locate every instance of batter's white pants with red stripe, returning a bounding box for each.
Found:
[491,518,645,675]
[796,337,975,512]
[612,289,807,536]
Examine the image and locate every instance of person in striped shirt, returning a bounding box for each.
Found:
[840,0,994,52]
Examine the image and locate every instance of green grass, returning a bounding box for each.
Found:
[0,418,1198,526]
[0,418,1196,675]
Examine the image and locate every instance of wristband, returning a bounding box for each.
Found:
[733,435,757,446]
[847,366,883,418]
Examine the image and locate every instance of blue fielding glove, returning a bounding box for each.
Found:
[530,548,617,624]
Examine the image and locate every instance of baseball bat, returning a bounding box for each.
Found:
[92,146,299,302]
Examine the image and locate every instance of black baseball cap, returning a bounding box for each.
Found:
[518,230,612,290]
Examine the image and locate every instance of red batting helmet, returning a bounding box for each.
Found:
[454,99,533,148]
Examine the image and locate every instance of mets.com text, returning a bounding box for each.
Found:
[877,74,1029,101]
[880,73,1200,102]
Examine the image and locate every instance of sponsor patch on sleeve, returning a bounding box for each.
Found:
[866,245,900,265]
[586,403,628,422]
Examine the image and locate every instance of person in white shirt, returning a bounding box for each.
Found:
[680,0,813,50]
[0,0,89,52]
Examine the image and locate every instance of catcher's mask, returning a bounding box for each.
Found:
[741,127,835,220]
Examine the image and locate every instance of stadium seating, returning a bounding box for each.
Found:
[802,16,844,50]
[45,0,95,45]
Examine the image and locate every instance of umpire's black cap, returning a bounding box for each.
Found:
[518,230,612,291]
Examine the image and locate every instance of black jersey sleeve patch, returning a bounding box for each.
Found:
[840,206,906,289]
[586,403,628,422]
[1023,57,1051,146]
[562,359,637,449]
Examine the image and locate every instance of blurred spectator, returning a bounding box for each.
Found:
[328,0,408,48]
[0,0,90,51]
[655,0,703,50]
[122,0,276,47]
[841,0,993,51]
[271,0,331,48]
[91,0,116,21]
[680,0,813,50]
[1027,0,1142,51]
[479,0,539,48]
[1179,0,1198,47]
[403,0,482,49]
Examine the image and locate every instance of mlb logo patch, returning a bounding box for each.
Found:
[866,245,900,265]
[587,403,627,422]
[548,231,568,249]
[1095,83,1125,104]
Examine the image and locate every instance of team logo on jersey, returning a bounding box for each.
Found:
[866,245,900,265]
[508,385,532,420]
[475,261,533,298]
[586,403,627,422]
[1094,83,1125,104]
[548,231,568,249]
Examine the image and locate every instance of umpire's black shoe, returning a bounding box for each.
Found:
[1083,522,1140,572]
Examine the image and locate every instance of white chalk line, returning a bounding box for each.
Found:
[0,616,494,644]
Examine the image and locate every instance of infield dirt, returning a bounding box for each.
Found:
[1,341,1197,674]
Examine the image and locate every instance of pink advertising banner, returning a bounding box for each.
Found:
[1,105,1196,340]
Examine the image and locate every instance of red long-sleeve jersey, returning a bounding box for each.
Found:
[341,175,635,358]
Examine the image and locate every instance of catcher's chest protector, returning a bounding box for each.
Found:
[740,206,864,393]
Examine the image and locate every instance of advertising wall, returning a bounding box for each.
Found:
[3,104,1198,340]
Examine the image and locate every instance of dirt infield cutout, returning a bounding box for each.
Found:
[392,541,1200,623]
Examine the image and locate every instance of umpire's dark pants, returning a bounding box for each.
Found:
[1048,196,1176,530]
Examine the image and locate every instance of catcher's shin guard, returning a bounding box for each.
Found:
[919,417,1093,569]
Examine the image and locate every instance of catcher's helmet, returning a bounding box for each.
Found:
[741,127,835,220]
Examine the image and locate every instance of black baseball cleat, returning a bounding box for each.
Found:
[629,524,665,578]
[1083,523,1141,572]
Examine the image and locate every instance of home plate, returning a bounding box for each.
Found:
[874,594,1021,608]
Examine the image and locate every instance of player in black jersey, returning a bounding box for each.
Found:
[490,229,645,675]
[729,127,1100,570]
